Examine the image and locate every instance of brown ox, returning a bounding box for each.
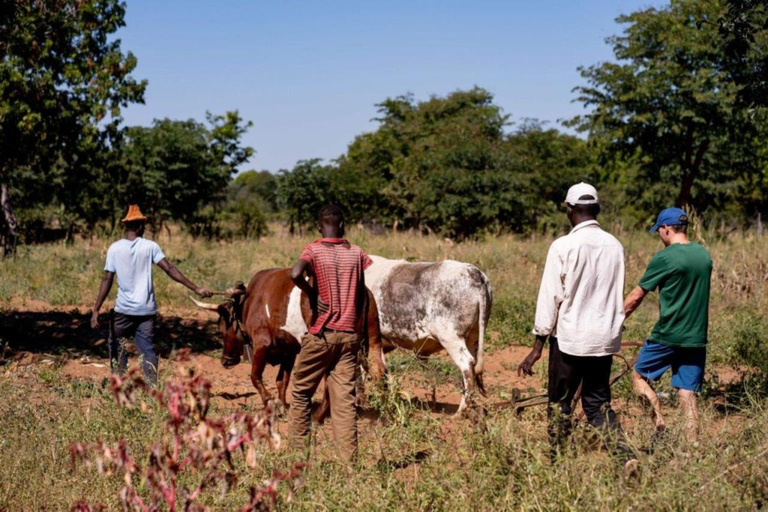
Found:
[191,268,385,410]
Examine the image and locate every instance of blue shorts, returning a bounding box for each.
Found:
[634,340,706,392]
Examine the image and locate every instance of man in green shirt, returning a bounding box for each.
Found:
[624,207,712,443]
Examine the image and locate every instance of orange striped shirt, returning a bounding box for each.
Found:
[300,238,373,334]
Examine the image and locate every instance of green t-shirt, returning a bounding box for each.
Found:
[638,242,713,348]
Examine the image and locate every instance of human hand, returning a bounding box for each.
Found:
[517,347,542,377]
[317,297,329,314]
[196,287,213,298]
[310,294,329,315]
[90,310,101,330]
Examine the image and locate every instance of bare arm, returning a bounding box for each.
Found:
[518,335,547,377]
[91,271,115,329]
[290,259,328,314]
[157,258,212,297]
[624,285,649,320]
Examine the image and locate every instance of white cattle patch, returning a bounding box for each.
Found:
[264,304,270,319]
[281,286,309,343]
[366,254,492,413]
[365,255,401,297]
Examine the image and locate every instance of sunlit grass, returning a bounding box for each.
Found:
[1,226,767,508]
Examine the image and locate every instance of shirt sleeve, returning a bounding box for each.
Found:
[532,243,565,337]
[638,252,669,292]
[151,242,167,265]
[362,251,373,271]
[299,244,314,268]
[104,246,116,273]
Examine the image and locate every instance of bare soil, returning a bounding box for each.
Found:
[0,301,747,443]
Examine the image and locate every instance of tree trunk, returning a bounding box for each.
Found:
[676,139,710,208]
[676,171,695,208]
[1,183,18,256]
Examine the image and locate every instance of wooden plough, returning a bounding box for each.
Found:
[491,341,643,416]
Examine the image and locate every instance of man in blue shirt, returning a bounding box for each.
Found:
[91,205,212,384]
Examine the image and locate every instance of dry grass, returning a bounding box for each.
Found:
[1,225,767,509]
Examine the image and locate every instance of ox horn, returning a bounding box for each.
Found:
[208,283,246,297]
[189,296,220,311]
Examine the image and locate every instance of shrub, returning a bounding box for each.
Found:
[69,350,305,511]
[725,312,768,393]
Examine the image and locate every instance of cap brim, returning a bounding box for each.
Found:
[649,222,660,234]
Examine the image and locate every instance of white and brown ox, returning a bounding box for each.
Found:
[191,269,385,413]
[365,255,492,413]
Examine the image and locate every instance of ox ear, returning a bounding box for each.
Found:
[224,281,247,298]
[231,281,247,309]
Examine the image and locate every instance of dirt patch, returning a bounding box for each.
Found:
[0,304,220,358]
[1,301,753,448]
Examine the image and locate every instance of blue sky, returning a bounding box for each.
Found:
[119,0,665,172]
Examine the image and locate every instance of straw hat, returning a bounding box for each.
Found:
[121,204,148,223]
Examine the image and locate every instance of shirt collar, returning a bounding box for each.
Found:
[570,220,600,233]
[315,238,349,244]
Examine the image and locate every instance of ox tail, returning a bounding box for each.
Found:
[474,276,492,396]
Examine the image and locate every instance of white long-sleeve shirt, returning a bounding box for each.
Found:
[532,220,625,357]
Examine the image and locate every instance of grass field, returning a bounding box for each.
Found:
[1,225,767,509]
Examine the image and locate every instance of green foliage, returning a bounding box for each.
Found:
[723,312,768,393]
[276,159,332,234]
[219,170,277,240]
[276,90,596,239]
[229,170,278,214]
[0,0,146,246]
[348,87,517,239]
[119,111,253,234]
[717,0,768,109]
[505,120,597,233]
[570,0,768,221]
[229,199,269,240]
[3,0,767,244]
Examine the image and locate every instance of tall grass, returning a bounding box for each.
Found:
[2,224,766,357]
[1,361,767,509]
[1,226,767,509]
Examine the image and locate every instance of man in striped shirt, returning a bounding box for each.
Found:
[288,204,373,460]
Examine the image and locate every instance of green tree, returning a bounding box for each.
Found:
[570,0,767,215]
[717,0,768,109]
[0,0,146,253]
[342,87,524,239]
[120,112,253,234]
[505,120,597,231]
[229,170,278,213]
[275,159,332,235]
[226,170,276,239]
[277,90,597,239]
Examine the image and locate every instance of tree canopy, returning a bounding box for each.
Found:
[277,89,596,239]
[2,0,767,246]
[570,0,768,221]
[0,0,146,252]
[120,112,253,232]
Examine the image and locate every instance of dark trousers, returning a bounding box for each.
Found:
[108,311,158,385]
[547,337,633,462]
